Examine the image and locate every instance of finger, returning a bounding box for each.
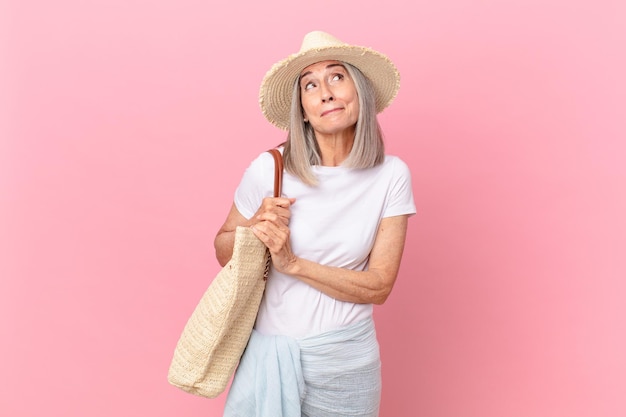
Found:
[274,197,296,208]
[257,205,292,226]
[256,212,287,225]
[252,222,289,251]
[250,224,270,244]
[260,221,286,243]
[257,200,290,218]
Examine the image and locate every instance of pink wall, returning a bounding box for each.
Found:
[2,1,625,416]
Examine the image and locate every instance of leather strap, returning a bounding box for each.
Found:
[263,148,284,281]
[267,148,283,197]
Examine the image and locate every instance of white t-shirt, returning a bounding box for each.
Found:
[234,149,416,338]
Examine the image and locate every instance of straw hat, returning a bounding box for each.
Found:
[259,31,400,130]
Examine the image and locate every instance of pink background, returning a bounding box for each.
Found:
[2,1,625,416]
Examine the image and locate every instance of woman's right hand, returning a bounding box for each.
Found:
[249,197,296,228]
[214,197,296,266]
[250,197,297,274]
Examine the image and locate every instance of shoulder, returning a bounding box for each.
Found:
[383,154,409,166]
[382,155,412,176]
[245,147,284,172]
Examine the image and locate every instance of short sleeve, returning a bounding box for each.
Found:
[234,151,276,219]
[383,157,417,218]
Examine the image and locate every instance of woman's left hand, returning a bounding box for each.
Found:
[250,215,299,274]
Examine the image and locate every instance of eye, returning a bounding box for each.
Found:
[302,80,316,91]
[330,73,344,82]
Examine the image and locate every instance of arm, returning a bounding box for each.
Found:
[251,214,410,305]
[214,203,248,267]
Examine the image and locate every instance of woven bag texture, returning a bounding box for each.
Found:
[168,226,268,398]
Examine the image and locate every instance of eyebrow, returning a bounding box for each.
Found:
[299,63,346,80]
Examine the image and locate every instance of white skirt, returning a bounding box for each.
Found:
[224,317,381,417]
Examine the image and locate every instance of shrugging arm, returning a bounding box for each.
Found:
[251,214,409,305]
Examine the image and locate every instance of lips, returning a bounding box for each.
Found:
[321,107,343,117]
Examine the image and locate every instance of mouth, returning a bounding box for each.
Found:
[321,107,343,117]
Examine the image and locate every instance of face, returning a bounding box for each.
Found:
[299,60,359,138]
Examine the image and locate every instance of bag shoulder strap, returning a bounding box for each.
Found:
[267,148,283,197]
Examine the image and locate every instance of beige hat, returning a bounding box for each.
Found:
[259,31,400,130]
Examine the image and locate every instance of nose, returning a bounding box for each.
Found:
[320,83,334,103]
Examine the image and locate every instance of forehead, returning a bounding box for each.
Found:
[300,60,344,76]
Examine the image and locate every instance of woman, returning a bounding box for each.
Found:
[215,31,416,417]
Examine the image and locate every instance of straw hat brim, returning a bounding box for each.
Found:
[259,45,400,130]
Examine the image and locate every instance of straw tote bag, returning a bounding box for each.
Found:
[168,149,283,398]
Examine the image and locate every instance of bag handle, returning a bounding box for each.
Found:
[267,148,283,197]
[263,148,283,280]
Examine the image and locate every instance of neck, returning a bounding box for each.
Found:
[315,129,355,167]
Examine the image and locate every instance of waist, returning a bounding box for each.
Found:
[254,288,373,338]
